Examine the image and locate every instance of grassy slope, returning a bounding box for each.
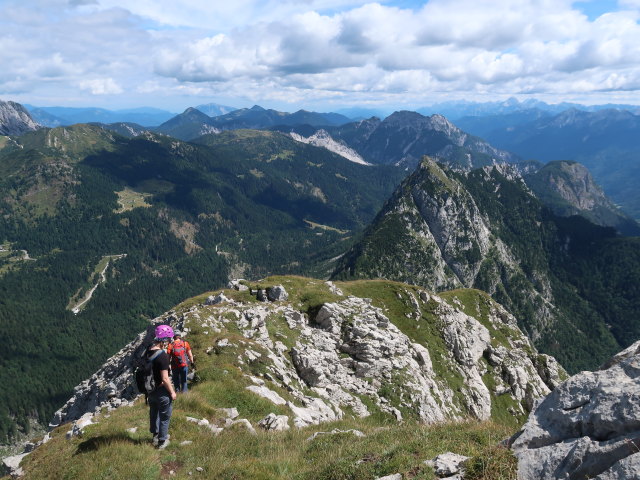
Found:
[10,277,526,480]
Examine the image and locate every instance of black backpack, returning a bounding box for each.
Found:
[134,349,162,403]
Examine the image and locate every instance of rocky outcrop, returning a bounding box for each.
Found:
[290,130,370,165]
[194,282,563,427]
[511,339,640,479]
[0,100,40,136]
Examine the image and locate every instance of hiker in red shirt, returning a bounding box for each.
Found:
[167,331,194,393]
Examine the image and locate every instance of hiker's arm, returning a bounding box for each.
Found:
[160,368,176,400]
[188,345,194,365]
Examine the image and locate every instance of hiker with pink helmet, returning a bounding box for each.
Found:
[147,324,177,449]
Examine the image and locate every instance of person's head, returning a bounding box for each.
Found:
[154,324,174,347]
[173,331,182,340]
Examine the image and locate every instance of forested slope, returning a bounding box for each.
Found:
[0,126,404,443]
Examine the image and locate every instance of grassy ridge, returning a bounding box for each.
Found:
[10,278,521,480]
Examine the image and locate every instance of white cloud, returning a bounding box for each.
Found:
[2,0,640,109]
[79,78,124,94]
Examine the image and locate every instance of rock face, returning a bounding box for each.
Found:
[511,340,640,479]
[197,281,562,427]
[0,100,40,136]
[524,160,640,235]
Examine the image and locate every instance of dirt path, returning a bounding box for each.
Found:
[71,254,126,314]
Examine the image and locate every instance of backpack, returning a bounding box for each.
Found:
[134,349,162,403]
[170,340,189,368]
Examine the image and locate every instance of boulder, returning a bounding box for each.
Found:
[246,385,287,405]
[2,453,28,478]
[227,279,248,291]
[205,292,228,305]
[258,413,290,431]
[256,289,268,302]
[230,419,257,435]
[511,339,640,479]
[219,408,239,420]
[424,452,469,477]
[266,285,289,302]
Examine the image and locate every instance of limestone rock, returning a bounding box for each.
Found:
[219,408,239,420]
[375,474,402,480]
[246,385,287,405]
[205,292,228,305]
[256,289,268,302]
[306,429,365,441]
[227,279,248,291]
[2,452,28,478]
[511,339,640,479]
[230,419,257,435]
[70,412,96,437]
[267,285,288,302]
[424,452,469,477]
[258,413,290,431]
[0,100,39,136]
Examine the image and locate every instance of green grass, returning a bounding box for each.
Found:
[17,398,516,480]
[114,188,152,213]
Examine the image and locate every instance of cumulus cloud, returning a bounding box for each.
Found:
[78,78,123,95]
[2,0,640,108]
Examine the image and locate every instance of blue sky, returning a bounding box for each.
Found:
[1,0,640,112]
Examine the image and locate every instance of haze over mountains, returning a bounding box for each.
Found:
[1,96,640,459]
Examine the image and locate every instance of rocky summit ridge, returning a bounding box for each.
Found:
[5,276,565,478]
[51,277,564,429]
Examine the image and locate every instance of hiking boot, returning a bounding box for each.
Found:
[157,439,170,450]
[152,434,159,446]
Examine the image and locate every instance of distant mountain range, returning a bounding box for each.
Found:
[25,105,179,127]
[457,108,640,219]
[155,105,353,140]
[421,97,640,121]
[2,98,640,447]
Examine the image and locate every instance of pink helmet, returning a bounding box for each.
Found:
[154,324,174,340]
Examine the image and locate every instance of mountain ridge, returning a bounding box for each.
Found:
[333,157,639,372]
